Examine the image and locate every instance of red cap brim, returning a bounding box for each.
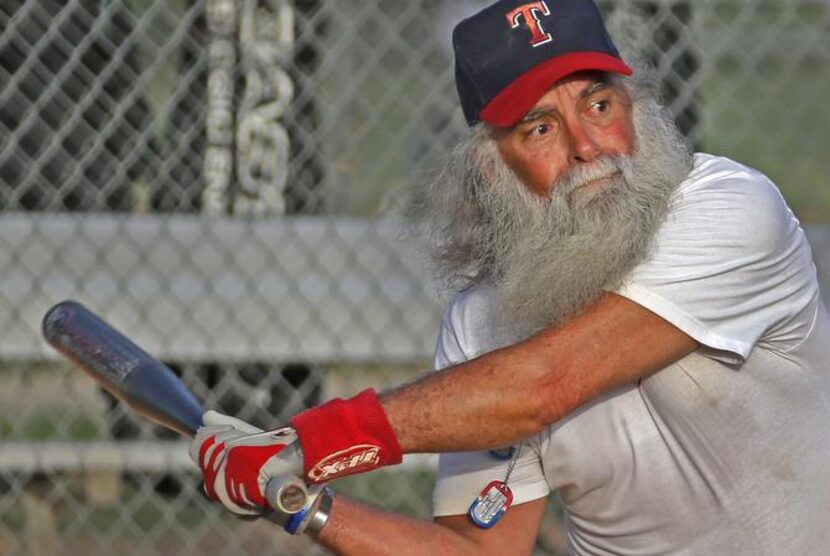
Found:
[479,52,633,128]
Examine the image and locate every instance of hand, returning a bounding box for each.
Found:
[189,410,304,515]
[192,387,403,514]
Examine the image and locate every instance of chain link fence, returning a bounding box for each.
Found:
[1,0,829,554]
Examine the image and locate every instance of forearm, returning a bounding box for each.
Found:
[382,293,698,453]
[316,496,479,556]
[380,341,553,452]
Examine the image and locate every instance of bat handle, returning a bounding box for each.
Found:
[265,475,310,514]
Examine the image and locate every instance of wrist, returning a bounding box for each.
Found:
[291,389,402,483]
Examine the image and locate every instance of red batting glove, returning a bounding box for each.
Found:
[190,411,290,516]
[291,388,403,483]
[198,435,226,501]
[193,389,403,510]
[221,428,302,508]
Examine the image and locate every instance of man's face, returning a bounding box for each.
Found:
[493,71,636,196]
[405,67,693,341]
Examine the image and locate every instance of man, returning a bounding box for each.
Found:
[191,0,830,553]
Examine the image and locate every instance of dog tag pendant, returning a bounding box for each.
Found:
[468,480,513,528]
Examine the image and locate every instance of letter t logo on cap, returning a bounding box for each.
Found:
[506,1,553,47]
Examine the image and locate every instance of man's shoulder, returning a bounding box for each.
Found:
[623,153,815,360]
[670,153,792,232]
[681,153,781,199]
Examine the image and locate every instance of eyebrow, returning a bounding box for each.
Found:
[519,76,614,124]
[520,107,556,124]
[580,77,612,98]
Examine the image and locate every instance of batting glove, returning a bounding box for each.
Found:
[290,389,402,483]
[193,388,403,508]
[190,410,304,515]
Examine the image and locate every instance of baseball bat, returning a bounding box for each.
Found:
[42,300,309,514]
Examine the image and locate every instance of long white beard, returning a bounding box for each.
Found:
[480,97,692,343]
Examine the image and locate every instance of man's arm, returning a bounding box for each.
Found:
[383,292,698,452]
[190,293,696,515]
[316,496,548,556]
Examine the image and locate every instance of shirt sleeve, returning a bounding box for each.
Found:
[616,155,819,362]
[431,287,551,517]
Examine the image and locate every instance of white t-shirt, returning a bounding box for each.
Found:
[432,154,830,555]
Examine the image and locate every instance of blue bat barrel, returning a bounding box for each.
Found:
[42,300,204,437]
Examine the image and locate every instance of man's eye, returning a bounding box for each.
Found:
[531,123,552,136]
[590,100,610,113]
[520,119,557,141]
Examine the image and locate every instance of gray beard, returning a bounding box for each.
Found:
[473,97,693,344]
[403,85,694,345]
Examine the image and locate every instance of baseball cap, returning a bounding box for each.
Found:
[453,0,632,127]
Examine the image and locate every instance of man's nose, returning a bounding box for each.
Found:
[566,120,601,163]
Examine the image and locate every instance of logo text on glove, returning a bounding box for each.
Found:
[309,444,381,481]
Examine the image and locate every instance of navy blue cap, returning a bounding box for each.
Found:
[453,0,632,127]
